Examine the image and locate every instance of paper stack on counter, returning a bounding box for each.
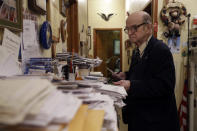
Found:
[95,84,127,108]
[23,91,82,126]
[96,84,127,98]
[0,78,54,125]
[89,72,103,77]
[0,77,82,127]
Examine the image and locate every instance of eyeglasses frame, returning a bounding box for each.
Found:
[124,22,148,34]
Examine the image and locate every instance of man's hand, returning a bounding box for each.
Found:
[112,72,126,81]
[113,80,131,91]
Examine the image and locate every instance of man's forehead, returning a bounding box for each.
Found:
[126,16,142,25]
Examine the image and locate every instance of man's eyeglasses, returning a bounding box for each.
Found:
[124,22,148,34]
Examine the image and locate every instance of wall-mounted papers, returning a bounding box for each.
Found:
[2,28,21,61]
[22,19,42,62]
[0,46,22,76]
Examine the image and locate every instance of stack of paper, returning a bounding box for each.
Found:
[95,84,127,108]
[0,78,54,125]
[23,91,82,126]
[53,79,127,131]
[0,77,83,128]
[96,84,127,99]
[89,72,103,77]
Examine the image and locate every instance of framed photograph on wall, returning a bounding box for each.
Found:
[114,39,120,55]
[60,0,69,17]
[0,0,22,31]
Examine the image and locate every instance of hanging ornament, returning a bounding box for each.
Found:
[160,1,187,38]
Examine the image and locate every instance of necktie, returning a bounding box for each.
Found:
[136,48,140,58]
[135,48,141,63]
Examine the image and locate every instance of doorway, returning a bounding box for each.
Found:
[93,28,122,77]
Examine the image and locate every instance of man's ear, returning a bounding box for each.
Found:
[144,24,152,32]
[147,24,153,30]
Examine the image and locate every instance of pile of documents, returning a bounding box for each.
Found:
[56,52,103,68]
[0,74,127,131]
[0,77,82,127]
[95,84,127,107]
[55,80,127,131]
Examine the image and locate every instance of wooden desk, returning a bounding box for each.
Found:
[68,104,105,131]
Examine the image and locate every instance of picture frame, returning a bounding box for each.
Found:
[28,0,46,15]
[114,39,120,55]
[60,0,69,17]
[0,0,22,31]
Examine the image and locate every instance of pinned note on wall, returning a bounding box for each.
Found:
[2,28,21,61]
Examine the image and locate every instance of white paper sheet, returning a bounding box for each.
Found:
[23,19,37,49]
[22,19,42,62]
[0,46,22,76]
[2,28,21,61]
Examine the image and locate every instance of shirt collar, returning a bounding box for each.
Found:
[138,35,152,57]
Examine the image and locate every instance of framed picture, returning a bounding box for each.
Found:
[114,39,120,55]
[60,0,69,17]
[0,0,22,31]
[28,0,46,15]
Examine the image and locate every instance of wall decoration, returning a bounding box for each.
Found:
[60,19,67,42]
[60,0,69,17]
[167,36,180,53]
[0,0,22,31]
[160,1,187,38]
[39,21,52,49]
[97,13,117,21]
[28,0,46,15]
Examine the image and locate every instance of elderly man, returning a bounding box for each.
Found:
[113,11,180,131]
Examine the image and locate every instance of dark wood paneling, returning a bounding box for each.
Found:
[143,0,158,38]
[67,2,79,53]
[152,0,158,38]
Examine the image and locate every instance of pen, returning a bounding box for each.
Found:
[107,67,121,74]
[106,67,113,74]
